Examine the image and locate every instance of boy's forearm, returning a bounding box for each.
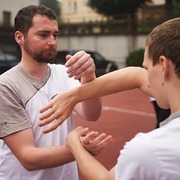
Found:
[74,67,145,103]
[69,139,108,180]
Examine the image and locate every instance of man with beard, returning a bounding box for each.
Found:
[0,5,112,180]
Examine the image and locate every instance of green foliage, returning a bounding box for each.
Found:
[39,0,60,16]
[173,0,180,17]
[125,48,144,67]
[87,0,147,17]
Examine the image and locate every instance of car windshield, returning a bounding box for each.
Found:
[88,52,104,62]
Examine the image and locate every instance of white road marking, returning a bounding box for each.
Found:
[102,106,155,117]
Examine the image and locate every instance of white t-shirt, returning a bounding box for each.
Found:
[0,64,80,180]
[115,111,180,179]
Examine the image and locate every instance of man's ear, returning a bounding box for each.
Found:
[159,55,171,80]
[14,31,24,46]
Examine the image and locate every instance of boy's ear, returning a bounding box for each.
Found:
[14,31,24,45]
[159,55,171,80]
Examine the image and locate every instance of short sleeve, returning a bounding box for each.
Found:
[115,133,162,180]
[0,83,31,138]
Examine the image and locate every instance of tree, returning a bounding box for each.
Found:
[165,0,173,18]
[39,0,60,16]
[164,0,180,18]
[87,0,149,18]
[172,0,180,17]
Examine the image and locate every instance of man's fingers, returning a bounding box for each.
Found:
[96,135,113,147]
[80,127,89,136]
[81,131,99,145]
[89,133,107,145]
[89,133,113,148]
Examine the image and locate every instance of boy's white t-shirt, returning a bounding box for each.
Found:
[115,112,180,179]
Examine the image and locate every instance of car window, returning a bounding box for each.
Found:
[89,52,104,62]
[56,52,67,58]
[55,51,69,64]
[55,50,78,64]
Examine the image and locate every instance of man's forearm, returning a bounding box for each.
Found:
[21,145,75,171]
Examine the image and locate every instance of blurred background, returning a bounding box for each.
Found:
[0,0,177,176]
[0,0,180,75]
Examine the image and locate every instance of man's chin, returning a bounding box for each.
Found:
[49,58,55,63]
[36,57,55,64]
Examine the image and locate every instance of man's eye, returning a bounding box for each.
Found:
[53,34,59,39]
[37,33,49,38]
[39,34,48,37]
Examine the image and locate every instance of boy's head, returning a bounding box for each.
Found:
[146,17,180,77]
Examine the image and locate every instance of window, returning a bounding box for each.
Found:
[3,11,11,27]
[74,2,77,12]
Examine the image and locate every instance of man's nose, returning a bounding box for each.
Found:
[48,35,57,45]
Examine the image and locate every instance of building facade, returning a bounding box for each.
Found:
[60,0,165,23]
[0,0,39,27]
[61,0,106,23]
[0,0,39,52]
[153,0,165,5]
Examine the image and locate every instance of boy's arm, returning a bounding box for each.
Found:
[74,66,151,98]
[39,66,152,133]
[66,127,115,180]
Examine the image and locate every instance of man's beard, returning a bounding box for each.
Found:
[24,41,57,63]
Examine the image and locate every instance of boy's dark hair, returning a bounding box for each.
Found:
[14,5,57,35]
[146,17,180,77]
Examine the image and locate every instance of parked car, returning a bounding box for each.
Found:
[0,51,19,75]
[0,50,118,77]
[54,50,119,77]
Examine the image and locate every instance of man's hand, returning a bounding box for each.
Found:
[65,50,96,82]
[67,127,113,156]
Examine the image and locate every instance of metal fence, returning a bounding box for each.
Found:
[0,16,168,41]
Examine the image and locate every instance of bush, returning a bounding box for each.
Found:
[125,48,144,67]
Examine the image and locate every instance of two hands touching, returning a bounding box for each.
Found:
[69,126,113,156]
